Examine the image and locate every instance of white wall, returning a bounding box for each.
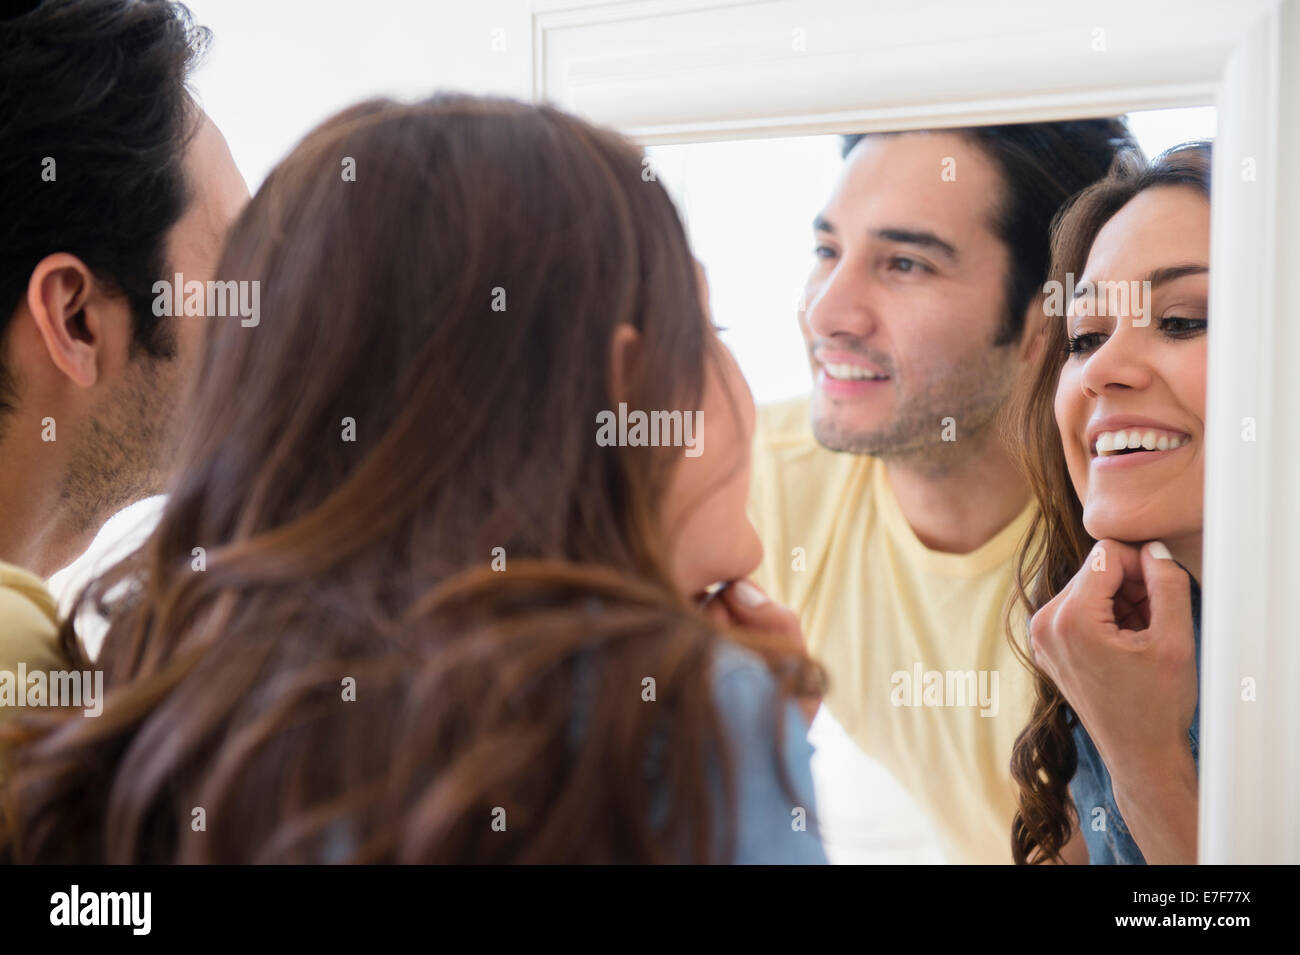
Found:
[185,0,537,191]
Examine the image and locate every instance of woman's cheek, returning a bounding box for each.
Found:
[729,508,764,581]
[668,477,764,595]
[1053,368,1090,500]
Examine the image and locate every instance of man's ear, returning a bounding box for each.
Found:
[1017,292,1047,365]
[25,252,123,390]
[608,322,642,408]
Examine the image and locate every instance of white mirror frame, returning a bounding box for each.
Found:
[531,0,1300,864]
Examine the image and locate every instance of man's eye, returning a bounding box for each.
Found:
[888,256,927,274]
[814,245,837,259]
[1065,332,1107,355]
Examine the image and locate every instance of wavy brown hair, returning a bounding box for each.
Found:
[0,95,821,863]
[1005,142,1211,863]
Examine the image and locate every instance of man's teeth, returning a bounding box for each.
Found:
[823,362,887,381]
[1094,429,1190,456]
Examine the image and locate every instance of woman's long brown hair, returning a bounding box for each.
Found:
[1005,142,1211,863]
[0,96,822,863]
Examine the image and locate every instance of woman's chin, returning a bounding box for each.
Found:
[1082,511,1191,549]
[672,532,764,601]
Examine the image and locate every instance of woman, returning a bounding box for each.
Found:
[0,96,826,863]
[1006,143,1211,864]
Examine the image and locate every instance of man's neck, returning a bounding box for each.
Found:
[882,432,1031,555]
[0,433,92,578]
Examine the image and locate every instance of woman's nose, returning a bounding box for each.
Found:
[1079,327,1155,397]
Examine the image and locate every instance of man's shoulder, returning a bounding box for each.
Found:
[751,394,878,496]
[748,396,881,607]
[754,394,814,449]
[0,561,63,673]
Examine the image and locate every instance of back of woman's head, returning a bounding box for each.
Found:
[0,96,808,863]
[1005,141,1211,864]
[186,94,710,582]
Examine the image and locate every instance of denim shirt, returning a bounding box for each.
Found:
[1068,574,1201,864]
[709,642,828,864]
[576,639,828,864]
[320,643,826,864]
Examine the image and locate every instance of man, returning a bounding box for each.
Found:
[749,121,1138,863]
[0,0,248,728]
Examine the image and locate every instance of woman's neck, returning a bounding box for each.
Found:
[1165,532,1203,585]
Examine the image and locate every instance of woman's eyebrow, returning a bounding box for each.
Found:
[1145,264,1209,287]
[1073,263,1209,297]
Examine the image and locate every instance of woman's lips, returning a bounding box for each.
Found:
[1092,426,1191,456]
[1089,436,1193,469]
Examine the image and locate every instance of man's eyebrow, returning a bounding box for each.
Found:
[874,227,958,261]
[812,218,959,261]
[1072,264,1209,297]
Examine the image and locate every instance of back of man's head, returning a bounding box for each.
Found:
[0,0,211,416]
[843,119,1141,346]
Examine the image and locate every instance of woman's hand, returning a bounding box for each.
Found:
[703,579,820,724]
[1029,539,1199,862]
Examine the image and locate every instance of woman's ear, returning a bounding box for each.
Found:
[608,322,642,407]
[24,252,109,389]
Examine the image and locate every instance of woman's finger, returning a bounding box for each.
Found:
[719,579,803,646]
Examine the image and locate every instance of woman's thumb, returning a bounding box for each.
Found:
[1140,541,1194,635]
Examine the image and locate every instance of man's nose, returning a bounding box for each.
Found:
[805,262,879,341]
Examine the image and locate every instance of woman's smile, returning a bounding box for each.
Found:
[1089,436,1192,470]
[1086,415,1195,470]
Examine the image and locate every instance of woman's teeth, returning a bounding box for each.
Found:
[823,362,887,381]
[1094,429,1190,456]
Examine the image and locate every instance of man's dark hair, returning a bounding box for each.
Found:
[0,0,210,414]
[842,119,1142,346]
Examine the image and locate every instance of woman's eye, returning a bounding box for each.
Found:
[1065,332,1107,356]
[813,245,837,259]
[1159,316,1208,337]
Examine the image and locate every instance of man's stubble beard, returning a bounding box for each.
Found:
[811,342,1021,475]
[59,334,182,538]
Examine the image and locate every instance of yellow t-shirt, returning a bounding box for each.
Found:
[749,396,1036,864]
[0,559,64,773]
